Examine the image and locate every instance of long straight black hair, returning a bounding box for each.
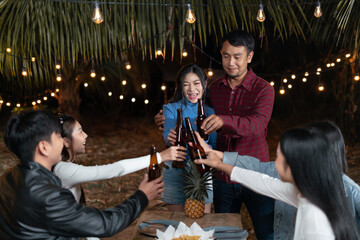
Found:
[280,128,359,239]
[169,63,209,105]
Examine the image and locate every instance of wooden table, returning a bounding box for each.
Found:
[132,210,243,239]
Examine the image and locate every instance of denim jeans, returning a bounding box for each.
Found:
[214,179,274,240]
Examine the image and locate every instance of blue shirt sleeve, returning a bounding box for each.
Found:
[162,103,177,146]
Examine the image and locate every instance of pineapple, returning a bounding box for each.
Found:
[183,161,213,219]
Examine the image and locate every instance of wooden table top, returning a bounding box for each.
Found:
[132,210,243,239]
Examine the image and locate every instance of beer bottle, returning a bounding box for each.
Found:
[148,145,161,181]
[196,99,208,140]
[184,117,210,174]
[173,109,186,168]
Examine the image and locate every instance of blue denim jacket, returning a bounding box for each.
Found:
[223,152,360,240]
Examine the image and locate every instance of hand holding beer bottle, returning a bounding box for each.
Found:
[185,117,210,174]
[196,99,208,140]
[173,109,186,168]
[148,145,162,181]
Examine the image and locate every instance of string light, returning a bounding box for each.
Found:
[122,80,127,85]
[186,3,196,24]
[144,99,149,104]
[32,101,36,106]
[31,57,36,62]
[345,53,351,58]
[336,58,341,62]
[51,93,55,97]
[156,48,163,56]
[182,49,188,57]
[84,82,88,87]
[354,73,360,81]
[161,85,166,91]
[304,72,309,77]
[316,71,320,75]
[317,67,322,72]
[207,68,214,77]
[37,100,41,104]
[119,95,124,100]
[141,83,147,89]
[6,102,11,106]
[101,76,106,81]
[90,69,96,78]
[283,78,288,83]
[318,82,325,91]
[55,63,61,69]
[314,1,322,18]
[302,77,307,82]
[326,63,331,68]
[56,73,62,81]
[131,97,136,102]
[256,3,266,22]
[279,85,285,95]
[330,62,335,67]
[6,48,11,53]
[92,2,104,24]
[0,99,3,104]
[291,74,296,79]
[125,61,131,70]
[270,81,275,86]
[22,67,28,76]
[16,103,20,107]
[43,96,48,100]
[55,88,60,92]
[108,92,112,96]
[288,84,292,89]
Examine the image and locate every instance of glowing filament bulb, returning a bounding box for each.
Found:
[283,78,288,83]
[90,69,96,78]
[43,96,48,100]
[125,61,131,70]
[302,78,307,82]
[6,102,10,106]
[101,76,106,81]
[279,86,285,95]
[141,83,146,89]
[304,72,309,77]
[51,93,55,97]
[22,67,28,76]
[84,83,88,87]
[207,68,214,77]
[354,73,360,81]
[16,103,20,107]
[56,73,62,82]
[270,81,274,86]
[108,92,112,96]
[326,63,331,68]
[182,49,188,57]
[156,48,163,56]
[256,3,266,22]
[291,74,296,79]
[6,48,11,53]
[119,95,124,100]
[92,3,104,24]
[314,1,322,18]
[32,101,36,106]
[55,88,60,92]
[317,68,322,72]
[318,82,324,91]
[122,80,127,85]
[336,58,341,62]
[186,4,196,24]
[37,100,41,104]
[161,85,166,91]
[288,84,292,89]
[55,63,61,69]
[345,53,351,58]
[31,57,36,62]
[144,99,149,104]
[131,98,136,102]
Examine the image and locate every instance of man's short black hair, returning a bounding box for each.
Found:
[4,110,61,163]
[222,30,255,53]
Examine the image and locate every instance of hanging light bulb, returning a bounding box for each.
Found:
[161,85,166,91]
[56,73,62,81]
[90,69,96,78]
[84,83,89,87]
[354,73,360,81]
[43,96,48,101]
[156,48,163,56]
[51,93,55,97]
[291,74,296,79]
[318,82,325,91]
[144,99,149,104]
[6,102,11,106]
[22,67,28,76]
[125,61,131,70]
[141,83,147,89]
[207,68,214,77]
[16,103,21,107]
[279,85,285,95]
[31,57,36,62]
[283,78,288,83]
[186,3,196,24]
[32,101,36,106]
[302,77,307,82]
[256,3,266,22]
[101,76,106,81]
[6,48,11,53]
[182,49,188,57]
[288,84,292,89]
[314,1,322,18]
[345,53,351,58]
[108,92,112,96]
[55,88,60,92]
[336,58,341,62]
[119,95,124,100]
[131,97,136,102]
[326,63,331,68]
[270,81,275,86]
[122,80,127,85]
[92,3,104,24]
[55,63,61,69]
[304,72,309,77]
[37,100,41,104]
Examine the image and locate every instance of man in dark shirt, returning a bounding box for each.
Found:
[0,110,164,239]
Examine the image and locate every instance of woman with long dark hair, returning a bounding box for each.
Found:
[162,63,217,212]
[196,127,359,239]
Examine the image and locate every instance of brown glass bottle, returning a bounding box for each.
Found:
[184,117,210,174]
[196,99,208,140]
[172,109,186,168]
[148,145,161,181]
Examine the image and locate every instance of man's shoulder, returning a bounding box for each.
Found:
[209,75,226,88]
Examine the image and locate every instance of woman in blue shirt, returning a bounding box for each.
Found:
[162,64,217,212]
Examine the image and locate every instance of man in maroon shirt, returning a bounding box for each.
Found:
[202,30,275,240]
[155,30,274,240]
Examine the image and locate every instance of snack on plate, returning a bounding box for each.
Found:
[172,235,201,240]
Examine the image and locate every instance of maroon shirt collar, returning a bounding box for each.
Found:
[219,68,255,91]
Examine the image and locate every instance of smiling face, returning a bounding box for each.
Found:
[275,143,294,183]
[221,41,254,80]
[70,121,88,155]
[183,72,204,103]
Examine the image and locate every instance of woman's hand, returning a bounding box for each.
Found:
[195,152,234,175]
[154,110,165,131]
[167,129,177,146]
[160,146,187,162]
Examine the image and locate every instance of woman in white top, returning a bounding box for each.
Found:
[195,127,359,240]
[53,113,186,203]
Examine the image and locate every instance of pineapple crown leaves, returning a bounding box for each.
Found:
[183,160,213,201]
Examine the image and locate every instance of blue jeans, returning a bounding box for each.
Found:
[214,179,274,240]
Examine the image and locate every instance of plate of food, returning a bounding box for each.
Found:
[138,220,180,237]
[203,226,248,239]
